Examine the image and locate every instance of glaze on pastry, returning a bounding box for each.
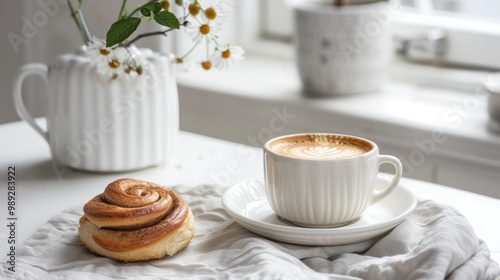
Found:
[78,178,195,262]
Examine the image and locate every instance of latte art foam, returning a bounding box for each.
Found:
[286,145,362,160]
[269,134,373,160]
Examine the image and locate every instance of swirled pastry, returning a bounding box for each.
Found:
[78,178,195,262]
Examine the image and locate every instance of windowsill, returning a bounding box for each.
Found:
[176,54,500,197]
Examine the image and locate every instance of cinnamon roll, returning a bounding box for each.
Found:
[78,178,195,262]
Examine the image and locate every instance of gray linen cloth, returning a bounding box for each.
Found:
[2,184,499,280]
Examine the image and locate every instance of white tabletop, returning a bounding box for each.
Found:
[0,120,499,265]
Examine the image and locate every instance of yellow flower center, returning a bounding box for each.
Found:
[189,3,200,16]
[100,49,110,55]
[205,7,217,20]
[109,59,120,69]
[201,61,212,70]
[222,49,231,59]
[161,0,170,11]
[199,24,211,35]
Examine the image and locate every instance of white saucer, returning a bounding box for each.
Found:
[221,177,417,246]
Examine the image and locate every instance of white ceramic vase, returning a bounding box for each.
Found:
[13,46,179,172]
[293,0,394,96]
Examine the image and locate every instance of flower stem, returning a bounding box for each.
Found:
[67,0,91,44]
[128,1,152,17]
[77,9,92,44]
[67,0,84,42]
[118,0,128,20]
[123,29,174,47]
[205,37,209,60]
[123,18,188,47]
[180,41,199,60]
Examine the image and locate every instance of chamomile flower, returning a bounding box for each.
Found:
[184,0,225,41]
[88,37,113,65]
[88,39,149,81]
[187,1,201,17]
[211,45,244,69]
[85,2,243,79]
[186,19,220,43]
[160,0,170,11]
[121,59,143,80]
[175,57,194,72]
[199,0,232,25]
[121,46,149,79]
[96,49,127,81]
[200,60,213,71]
[72,0,243,79]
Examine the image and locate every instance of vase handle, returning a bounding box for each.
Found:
[13,63,49,143]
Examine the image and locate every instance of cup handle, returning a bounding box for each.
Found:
[13,64,49,143]
[371,155,403,204]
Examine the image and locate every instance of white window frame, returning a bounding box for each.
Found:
[236,0,294,59]
[237,0,500,70]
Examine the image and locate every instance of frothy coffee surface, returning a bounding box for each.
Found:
[269,134,373,160]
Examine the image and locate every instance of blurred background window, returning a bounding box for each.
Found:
[244,0,500,70]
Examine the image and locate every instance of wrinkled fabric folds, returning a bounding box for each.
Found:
[2,184,499,280]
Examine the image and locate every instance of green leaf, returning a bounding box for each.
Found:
[141,2,162,14]
[106,17,141,47]
[140,8,151,17]
[175,0,183,6]
[154,11,180,29]
[153,2,162,14]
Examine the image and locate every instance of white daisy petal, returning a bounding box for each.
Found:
[175,57,194,72]
[186,20,220,43]
[88,42,150,81]
[212,45,245,70]
[88,37,114,65]
[199,0,230,24]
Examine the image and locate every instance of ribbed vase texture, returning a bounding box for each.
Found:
[47,49,178,172]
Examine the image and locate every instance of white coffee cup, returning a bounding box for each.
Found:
[264,133,402,228]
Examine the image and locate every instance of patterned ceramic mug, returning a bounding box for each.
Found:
[292,1,394,95]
